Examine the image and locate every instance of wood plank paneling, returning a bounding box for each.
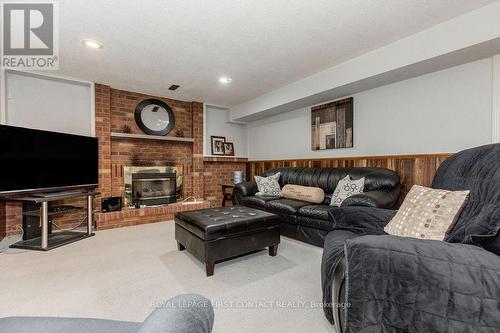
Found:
[247,153,452,206]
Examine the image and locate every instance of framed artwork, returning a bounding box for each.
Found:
[311,97,353,150]
[211,136,226,155]
[223,142,234,156]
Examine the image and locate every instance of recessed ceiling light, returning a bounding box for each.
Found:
[219,77,232,84]
[81,39,103,49]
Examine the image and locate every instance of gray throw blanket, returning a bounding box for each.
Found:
[321,207,500,332]
[321,207,394,325]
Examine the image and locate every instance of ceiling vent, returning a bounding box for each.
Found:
[168,85,180,91]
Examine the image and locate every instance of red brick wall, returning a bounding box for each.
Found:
[110,89,193,138]
[0,85,249,237]
[203,160,247,206]
[2,202,22,236]
[96,84,112,198]
[108,88,194,200]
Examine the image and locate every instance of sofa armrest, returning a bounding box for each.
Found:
[233,181,258,204]
[138,294,214,333]
[341,187,400,209]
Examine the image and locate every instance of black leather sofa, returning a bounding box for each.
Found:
[234,167,400,247]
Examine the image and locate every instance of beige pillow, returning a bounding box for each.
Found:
[384,185,469,240]
[282,184,325,204]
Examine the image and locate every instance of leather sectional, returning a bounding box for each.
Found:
[234,167,400,247]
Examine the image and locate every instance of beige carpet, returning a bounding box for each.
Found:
[0,221,333,332]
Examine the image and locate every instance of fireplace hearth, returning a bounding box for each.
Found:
[132,173,176,206]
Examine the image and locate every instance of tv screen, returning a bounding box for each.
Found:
[0,125,98,195]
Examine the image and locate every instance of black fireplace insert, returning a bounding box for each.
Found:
[132,172,176,206]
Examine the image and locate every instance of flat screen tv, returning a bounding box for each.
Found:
[0,125,98,195]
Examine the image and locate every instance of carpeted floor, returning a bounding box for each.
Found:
[0,221,333,332]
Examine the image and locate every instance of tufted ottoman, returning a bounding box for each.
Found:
[174,206,280,276]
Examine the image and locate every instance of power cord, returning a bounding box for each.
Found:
[181,196,216,208]
[52,215,88,231]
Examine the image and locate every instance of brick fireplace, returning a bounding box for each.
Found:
[0,85,247,237]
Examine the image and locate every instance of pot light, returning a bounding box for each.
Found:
[81,39,103,49]
[219,77,232,84]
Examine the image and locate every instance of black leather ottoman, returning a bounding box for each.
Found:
[174,206,280,276]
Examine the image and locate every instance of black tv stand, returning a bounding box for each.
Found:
[3,190,98,251]
[31,191,84,198]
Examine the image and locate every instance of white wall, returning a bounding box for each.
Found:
[248,58,493,160]
[231,2,500,121]
[3,71,94,136]
[204,105,248,157]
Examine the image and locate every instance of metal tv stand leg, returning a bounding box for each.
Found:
[87,194,93,235]
[40,202,49,250]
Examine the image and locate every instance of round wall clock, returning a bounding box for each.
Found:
[134,99,175,136]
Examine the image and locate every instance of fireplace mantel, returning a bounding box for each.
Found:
[111,132,194,143]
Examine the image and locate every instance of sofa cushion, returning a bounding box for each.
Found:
[266,198,310,215]
[282,184,325,203]
[240,195,280,209]
[298,216,335,231]
[0,317,140,333]
[384,185,470,241]
[431,143,500,245]
[298,205,336,221]
[330,176,365,207]
[255,173,282,196]
[276,213,298,225]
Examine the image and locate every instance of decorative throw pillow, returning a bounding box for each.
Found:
[282,184,325,204]
[254,173,282,196]
[330,176,365,207]
[384,185,470,240]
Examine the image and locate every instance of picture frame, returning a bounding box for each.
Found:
[211,136,226,155]
[223,142,234,156]
[311,97,353,150]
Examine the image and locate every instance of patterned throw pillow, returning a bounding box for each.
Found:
[255,173,282,197]
[384,185,470,240]
[330,175,365,207]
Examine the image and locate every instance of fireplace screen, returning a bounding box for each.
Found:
[132,173,176,206]
[123,166,183,207]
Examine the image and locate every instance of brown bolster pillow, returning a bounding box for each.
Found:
[282,184,325,204]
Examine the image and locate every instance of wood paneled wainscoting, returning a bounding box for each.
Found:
[247,154,452,206]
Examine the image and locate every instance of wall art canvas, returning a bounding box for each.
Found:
[311,97,353,150]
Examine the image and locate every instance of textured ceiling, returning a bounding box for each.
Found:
[55,0,497,105]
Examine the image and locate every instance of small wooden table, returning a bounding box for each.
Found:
[221,184,235,207]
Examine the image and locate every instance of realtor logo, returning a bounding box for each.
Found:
[1,1,59,69]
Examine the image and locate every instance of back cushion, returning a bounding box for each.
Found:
[431,144,500,244]
[263,167,399,194]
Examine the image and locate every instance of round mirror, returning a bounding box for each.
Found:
[134,99,175,136]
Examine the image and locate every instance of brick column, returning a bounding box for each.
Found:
[95,84,112,198]
[191,102,205,199]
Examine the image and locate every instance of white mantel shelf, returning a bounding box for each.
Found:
[110,132,194,143]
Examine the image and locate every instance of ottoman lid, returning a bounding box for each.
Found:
[175,206,279,241]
